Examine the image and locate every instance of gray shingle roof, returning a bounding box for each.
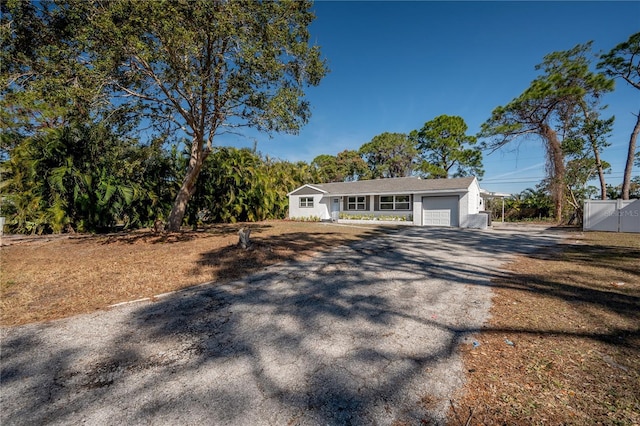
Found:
[298,176,476,196]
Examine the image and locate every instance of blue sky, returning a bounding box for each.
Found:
[223,1,640,195]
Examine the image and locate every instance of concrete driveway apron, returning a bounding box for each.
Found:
[1,225,564,425]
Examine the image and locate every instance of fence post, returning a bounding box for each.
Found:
[583,200,588,230]
[617,199,622,233]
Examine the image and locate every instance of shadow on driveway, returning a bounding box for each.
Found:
[5,226,632,425]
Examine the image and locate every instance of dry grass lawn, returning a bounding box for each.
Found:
[1,221,392,326]
[449,230,640,425]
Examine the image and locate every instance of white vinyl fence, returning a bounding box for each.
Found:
[583,199,640,233]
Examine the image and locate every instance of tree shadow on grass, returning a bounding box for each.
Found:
[189,227,396,283]
[485,239,640,348]
[548,242,640,277]
[491,273,640,343]
[450,234,640,424]
[96,222,275,245]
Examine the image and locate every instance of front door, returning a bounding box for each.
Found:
[331,198,340,221]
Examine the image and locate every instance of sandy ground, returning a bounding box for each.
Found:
[0,225,564,425]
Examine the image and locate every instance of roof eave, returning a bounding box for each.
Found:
[320,188,471,197]
[286,184,328,196]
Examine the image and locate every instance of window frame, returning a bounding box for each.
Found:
[379,194,411,211]
[379,195,395,210]
[347,196,366,211]
[299,197,314,208]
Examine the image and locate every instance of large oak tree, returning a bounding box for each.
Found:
[93,0,327,230]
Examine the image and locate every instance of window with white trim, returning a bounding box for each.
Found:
[379,195,410,210]
[299,197,314,208]
[347,196,366,210]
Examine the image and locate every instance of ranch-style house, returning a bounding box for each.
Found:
[288,176,489,228]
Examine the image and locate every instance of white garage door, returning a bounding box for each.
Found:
[422,196,459,227]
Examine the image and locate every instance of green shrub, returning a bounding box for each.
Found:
[291,216,321,222]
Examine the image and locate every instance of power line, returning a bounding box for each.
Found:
[480,172,628,184]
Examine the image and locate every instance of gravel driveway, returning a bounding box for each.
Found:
[1,225,564,425]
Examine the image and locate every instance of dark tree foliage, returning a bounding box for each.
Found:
[1,0,327,233]
[410,115,483,179]
[1,122,172,233]
[359,132,417,178]
[311,150,367,183]
[186,147,309,226]
[90,0,328,230]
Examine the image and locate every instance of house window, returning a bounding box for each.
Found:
[380,195,410,210]
[299,197,314,208]
[347,196,366,210]
[395,195,410,210]
[380,196,394,210]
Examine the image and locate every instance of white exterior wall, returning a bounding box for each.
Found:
[412,196,423,226]
[460,178,482,216]
[288,194,330,220]
[318,197,331,220]
[459,188,483,226]
[467,180,482,214]
[460,179,485,228]
[459,192,470,227]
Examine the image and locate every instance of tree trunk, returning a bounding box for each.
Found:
[542,124,566,222]
[566,184,583,226]
[166,183,194,232]
[593,145,607,200]
[621,110,640,200]
[166,138,209,232]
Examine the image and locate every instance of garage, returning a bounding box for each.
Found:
[422,196,459,227]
